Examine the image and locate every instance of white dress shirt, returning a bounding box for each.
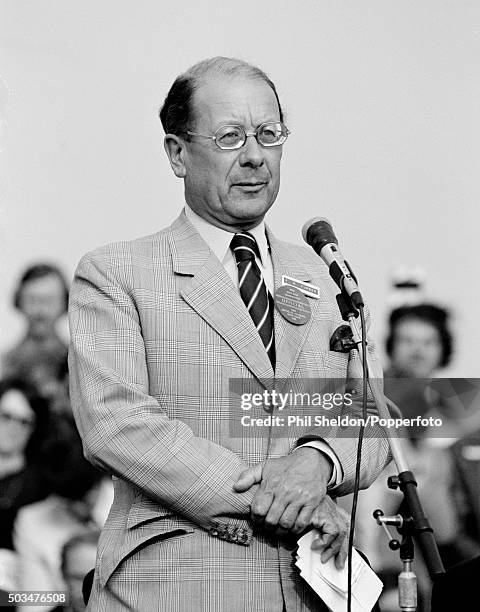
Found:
[184,204,274,295]
[184,204,343,487]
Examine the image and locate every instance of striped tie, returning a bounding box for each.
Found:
[230,232,275,368]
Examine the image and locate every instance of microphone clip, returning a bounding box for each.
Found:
[336,291,360,322]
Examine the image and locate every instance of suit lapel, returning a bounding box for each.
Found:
[268,228,316,385]
[169,212,274,384]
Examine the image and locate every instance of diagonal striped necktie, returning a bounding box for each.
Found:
[230,232,275,369]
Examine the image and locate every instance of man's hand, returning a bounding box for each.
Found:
[233,448,332,536]
[310,496,350,569]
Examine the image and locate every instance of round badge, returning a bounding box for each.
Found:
[275,285,311,325]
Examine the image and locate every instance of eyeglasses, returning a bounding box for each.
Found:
[186,122,290,150]
[0,410,35,428]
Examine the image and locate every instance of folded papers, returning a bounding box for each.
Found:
[296,530,383,612]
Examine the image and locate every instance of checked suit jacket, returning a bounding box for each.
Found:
[68,210,390,612]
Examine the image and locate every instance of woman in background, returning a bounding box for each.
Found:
[0,378,50,608]
[0,378,50,551]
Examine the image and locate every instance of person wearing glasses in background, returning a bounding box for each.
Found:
[0,379,49,551]
[68,57,389,611]
[0,379,50,607]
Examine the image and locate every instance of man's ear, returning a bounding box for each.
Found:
[164,134,187,178]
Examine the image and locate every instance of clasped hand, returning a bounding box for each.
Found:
[233,448,349,568]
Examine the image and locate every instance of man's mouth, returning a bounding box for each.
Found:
[232,181,267,192]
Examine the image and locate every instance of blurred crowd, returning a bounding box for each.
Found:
[346,300,480,611]
[0,262,479,612]
[0,264,112,612]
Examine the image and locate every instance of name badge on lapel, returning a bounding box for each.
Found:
[275,285,311,325]
[281,275,320,299]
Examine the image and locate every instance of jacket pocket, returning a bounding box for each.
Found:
[126,492,178,529]
[99,494,195,587]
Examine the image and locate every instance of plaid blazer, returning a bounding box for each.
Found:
[68,211,389,611]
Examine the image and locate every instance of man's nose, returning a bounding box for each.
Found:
[238,135,265,168]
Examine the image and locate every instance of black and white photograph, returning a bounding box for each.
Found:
[0,2,479,611]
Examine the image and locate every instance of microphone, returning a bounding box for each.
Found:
[302,217,364,308]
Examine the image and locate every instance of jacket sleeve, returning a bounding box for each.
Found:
[297,308,392,496]
[68,253,255,540]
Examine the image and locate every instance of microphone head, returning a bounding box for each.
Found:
[302,217,336,246]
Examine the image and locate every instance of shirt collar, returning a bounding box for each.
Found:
[184,204,270,266]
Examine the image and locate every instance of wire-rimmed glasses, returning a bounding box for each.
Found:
[186,122,290,150]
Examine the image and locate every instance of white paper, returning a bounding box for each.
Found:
[296,530,383,612]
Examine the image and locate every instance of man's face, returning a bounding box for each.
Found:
[390,318,443,378]
[18,274,65,337]
[177,75,283,230]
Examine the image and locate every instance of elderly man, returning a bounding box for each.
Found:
[69,57,389,611]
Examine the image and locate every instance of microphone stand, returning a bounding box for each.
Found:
[335,292,445,611]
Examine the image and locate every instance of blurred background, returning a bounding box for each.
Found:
[1,2,479,610]
[1,0,479,373]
